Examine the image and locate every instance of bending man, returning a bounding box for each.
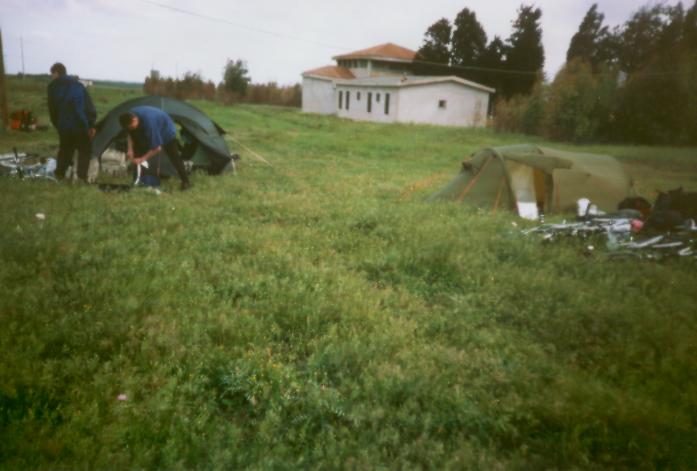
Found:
[47,62,97,181]
[118,106,191,190]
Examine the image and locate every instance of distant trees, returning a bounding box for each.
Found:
[450,8,487,68]
[143,60,301,108]
[416,4,544,98]
[244,82,301,107]
[612,2,697,144]
[144,70,216,100]
[477,36,507,96]
[222,59,251,96]
[504,5,545,97]
[541,59,618,142]
[566,4,613,69]
[494,0,697,145]
[417,18,452,65]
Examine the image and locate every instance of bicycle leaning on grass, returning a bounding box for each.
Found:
[0,147,57,182]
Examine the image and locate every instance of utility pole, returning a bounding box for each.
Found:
[20,36,25,78]
[0,29,10,131]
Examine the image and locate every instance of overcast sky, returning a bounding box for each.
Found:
[0,0,680,85]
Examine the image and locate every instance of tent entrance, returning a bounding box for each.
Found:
[506,162,552,220]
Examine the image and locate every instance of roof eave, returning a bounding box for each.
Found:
[334,76,496,93]
[302,73,338,82]
[335,80,401,88]
[332,55,414,64]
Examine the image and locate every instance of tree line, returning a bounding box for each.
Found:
[416,5,543,99]
[143,59,301,108]
[417,2,697,145]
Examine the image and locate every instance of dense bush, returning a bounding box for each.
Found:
[219,82,302,108]
[613,51,697,145]
[144,71,301,108]
[493,79,545,137]
[144,71,217,101]
[543,59,618,142]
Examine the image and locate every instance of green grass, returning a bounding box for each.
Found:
[1,76,697,469]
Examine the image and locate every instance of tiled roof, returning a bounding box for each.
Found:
[333,43,417,62]
[302,65,356,79]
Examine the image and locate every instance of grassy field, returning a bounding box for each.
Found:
[1,76,697,469]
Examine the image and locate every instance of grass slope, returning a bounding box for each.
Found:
[1,77,697,469]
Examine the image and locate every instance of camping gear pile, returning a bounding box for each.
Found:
[98,148,128,178]
[430,144,632,220]
[10,110,38,132]
[522,189,697,260]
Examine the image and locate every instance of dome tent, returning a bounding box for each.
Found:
[92,96,234,176]
[429,144,632,219]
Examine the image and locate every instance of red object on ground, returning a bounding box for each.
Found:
[631,219,644,232]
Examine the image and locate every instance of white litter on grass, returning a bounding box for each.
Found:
[35,213,45,221]
[117,394,128,401]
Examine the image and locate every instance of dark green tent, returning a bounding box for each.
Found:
[429,144,632,219]
[92,96,234,175]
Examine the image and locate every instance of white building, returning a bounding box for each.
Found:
[301,43,494,127]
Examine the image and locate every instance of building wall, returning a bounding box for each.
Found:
[339,59,412,78]
[397,82,489,127]
[335,86,398,124]
[301,77,336,115]
[335,81,490,127]
[338,59,372,78]
[370,60,412,77]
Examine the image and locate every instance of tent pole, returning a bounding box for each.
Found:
[457,156,493,201]
[493,176,506,212]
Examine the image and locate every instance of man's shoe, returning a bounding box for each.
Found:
[181,181,192,191]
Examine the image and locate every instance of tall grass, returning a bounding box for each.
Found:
[1,77,697,468]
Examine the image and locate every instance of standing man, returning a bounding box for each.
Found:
[118,107,191,190]
[47,62,97,182]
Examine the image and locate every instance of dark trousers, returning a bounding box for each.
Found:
[163,140,190,184]
[56,131,91,181]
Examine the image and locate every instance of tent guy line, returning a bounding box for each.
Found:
[225,135,273,167]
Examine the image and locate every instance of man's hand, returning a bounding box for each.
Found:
[88,128,96,140]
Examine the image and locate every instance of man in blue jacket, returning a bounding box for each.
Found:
[118,106,191,190]
[47,62,97,182]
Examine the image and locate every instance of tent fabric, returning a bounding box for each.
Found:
[92,96,233,175]
[430,144,632,218]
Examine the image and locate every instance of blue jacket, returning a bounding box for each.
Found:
[47,76,97,134]
[130,106,177,153]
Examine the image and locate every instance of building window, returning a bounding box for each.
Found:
[367,92,372,113]
[438,100,447,109]
[376,93,381,102]
[385,93,390,115]
[357,92,361,101]
[346,91,350,110]
[339,90,343,109]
